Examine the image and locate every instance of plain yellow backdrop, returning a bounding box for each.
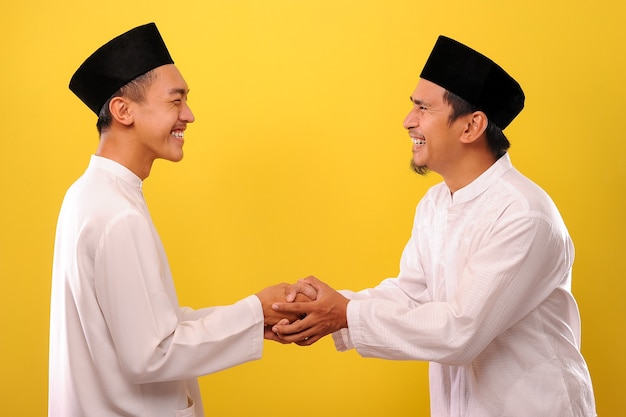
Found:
[1,1,624,415]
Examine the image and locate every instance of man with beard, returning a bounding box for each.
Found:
[271,36,597,417]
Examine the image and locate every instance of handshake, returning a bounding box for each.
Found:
[255,276,350,346]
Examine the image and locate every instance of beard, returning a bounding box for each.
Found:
[410,160,430,176]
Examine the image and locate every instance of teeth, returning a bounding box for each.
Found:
[172,131,184,139]
[412,138,425,145]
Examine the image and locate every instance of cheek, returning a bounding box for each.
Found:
[427,121,453,141]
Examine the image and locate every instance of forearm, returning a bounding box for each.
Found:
[118,295,264,383]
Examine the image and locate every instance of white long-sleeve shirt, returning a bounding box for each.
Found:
[333,154,596,416]
[49,156,264,417]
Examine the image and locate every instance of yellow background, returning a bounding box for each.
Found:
[1,1,624,415]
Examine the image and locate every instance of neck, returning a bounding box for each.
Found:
[96,131,153,180]
[442,150,496,194]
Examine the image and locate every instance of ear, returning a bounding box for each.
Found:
[108,96,134,127]
[460,111,488,144]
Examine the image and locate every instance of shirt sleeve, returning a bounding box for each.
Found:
[337,211,572,365]
[332,236,431,351]
[94,209,264,383]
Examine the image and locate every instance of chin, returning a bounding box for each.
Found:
[410,160,429,176]
[163,152,184,163]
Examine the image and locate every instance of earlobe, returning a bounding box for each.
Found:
[109,97,134,126]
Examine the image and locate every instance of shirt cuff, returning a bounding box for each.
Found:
[332,300,357,351]
[246,294,265,327]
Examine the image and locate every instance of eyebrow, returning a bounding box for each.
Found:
[410,96,428,106]
[169,88,189,96]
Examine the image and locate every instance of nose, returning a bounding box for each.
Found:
[181,101,195,123]
[403,108,419,130]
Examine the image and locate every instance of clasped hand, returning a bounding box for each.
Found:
[256,276,349,346]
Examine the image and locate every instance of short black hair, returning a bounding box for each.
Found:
[96,69,157,134]
[443,89,510,159]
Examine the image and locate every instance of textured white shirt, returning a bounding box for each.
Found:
[49,156,264,417]
[333,154,596,416]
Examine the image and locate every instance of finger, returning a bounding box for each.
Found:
[285,281,317,302]
[276,329,317,345]
[295,334,322,346]
[272,316,309,335]
[293,292,313,304]
[272,301,311,315]
[296,281,318,301]
[284,285,298,303]
[264,326,290,344]
[299,276,325,292]
[300,275,321,283]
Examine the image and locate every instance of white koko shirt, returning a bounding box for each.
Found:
[49,156,264,417]
[333,154,596,417]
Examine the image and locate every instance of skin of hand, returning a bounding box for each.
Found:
[262,285,316,343]
[264,318,290,343]
[256,282,317,327]
[270,276,349,346]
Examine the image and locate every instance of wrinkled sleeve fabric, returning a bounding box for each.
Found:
[334,209,570,365]
[333,235,431,351]
[94,209,264,383]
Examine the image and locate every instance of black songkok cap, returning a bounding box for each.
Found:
[69,23,174,115]
[420,36,525,129]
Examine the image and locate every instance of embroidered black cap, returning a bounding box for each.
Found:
[69,23,174,115]
[420,36,525,129]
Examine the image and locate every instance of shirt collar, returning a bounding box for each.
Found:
[88,155,143,191]
[449,153,513,205]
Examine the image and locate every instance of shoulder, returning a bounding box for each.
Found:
[498,168,562,219]
[59,167,146,233]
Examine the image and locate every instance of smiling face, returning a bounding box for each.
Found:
[403,79,467,177]
[129,64,195,164]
